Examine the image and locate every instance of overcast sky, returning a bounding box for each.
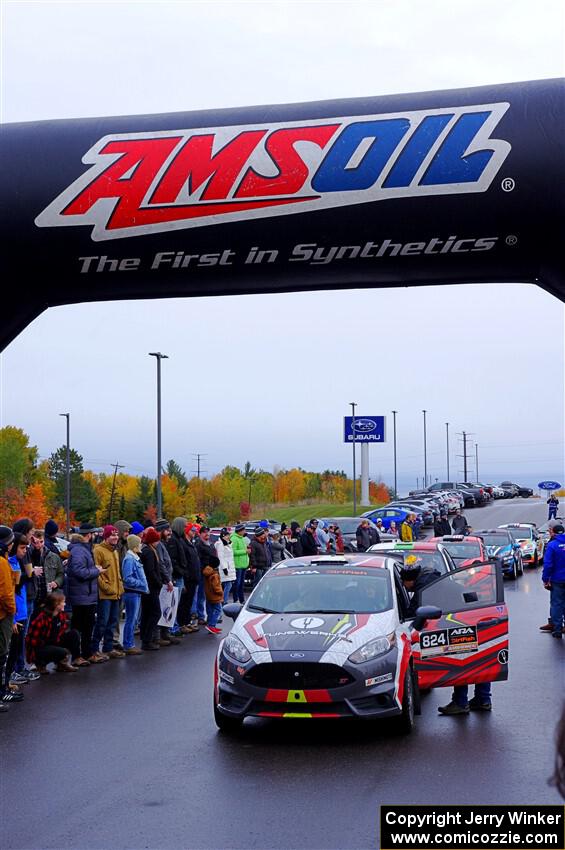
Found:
[1,0,564,492]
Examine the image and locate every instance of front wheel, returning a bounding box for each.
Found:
[510,559,518,580]
[395,669,415,734]
[214,703,243,733]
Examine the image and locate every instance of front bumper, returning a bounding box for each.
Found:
[217,650,402,720]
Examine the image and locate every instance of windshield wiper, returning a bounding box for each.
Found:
[247,604,279,613]
[294,609,357,614]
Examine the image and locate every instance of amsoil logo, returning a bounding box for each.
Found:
[35,103,511,241]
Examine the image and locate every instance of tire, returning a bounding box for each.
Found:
[510,559,518,580]
[518,556,524,576]
[214,702,243,733]
[395,669,415,734]
[412,668,422,716]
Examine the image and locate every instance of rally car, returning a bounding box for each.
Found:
[429,535,487,568]
[214,554,508,734]
[474,529,523,579]
[497,523,544,567]
[367,540,456,574]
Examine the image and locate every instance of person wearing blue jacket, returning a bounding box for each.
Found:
[121,535,149,655]
[66,523,107,664]
[542,524,565,639]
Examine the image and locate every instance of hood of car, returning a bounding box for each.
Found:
[234,608,397,661]
[485,543,512,557]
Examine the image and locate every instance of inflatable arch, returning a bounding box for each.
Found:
[1,78,563,351]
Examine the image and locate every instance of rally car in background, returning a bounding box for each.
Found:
[214,554,508,734]
[498,523,544,567]
[429,535,487,568]
[367,541,456,574]
[474,528,524,579]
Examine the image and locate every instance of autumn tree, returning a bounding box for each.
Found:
[0,426,39,493]
[165,459,188,490]
[48,446,100,522]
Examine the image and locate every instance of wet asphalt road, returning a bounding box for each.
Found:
[1,499,563,850]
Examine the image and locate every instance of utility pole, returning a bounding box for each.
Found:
[108,462,125,523]
[350,402,357,515]
[59,413,70,535]
[475,443,479,482]
[392,410,398,499]
[422,410,428,489]
[445,422,450,481]
[456,430,473,482]
[148,352,169,518]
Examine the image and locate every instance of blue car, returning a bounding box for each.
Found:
[474,529,524,580]
[361,507,410,529]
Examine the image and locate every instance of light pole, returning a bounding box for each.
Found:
[149,352,169,517]
[59,413,70,535]
[422,409,428,489]
[350,402,357,515]
[445,422,450,481]
[475,443,479,482]
[392,410,398,499]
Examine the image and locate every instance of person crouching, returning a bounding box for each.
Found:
[26,592,82,673]
[203,555,223,635]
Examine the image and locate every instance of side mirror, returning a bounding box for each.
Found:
[412,605,442,631]
[222,602,243,621]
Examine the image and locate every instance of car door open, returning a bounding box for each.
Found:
[411,561,508,690]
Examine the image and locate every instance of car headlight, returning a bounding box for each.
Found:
[502,553,513,562]
[223,633,251,664]
[348,632,396,664]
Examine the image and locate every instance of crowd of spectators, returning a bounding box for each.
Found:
[0,514,389,710]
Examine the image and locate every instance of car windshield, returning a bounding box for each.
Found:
[480,534,510,547]
[507,527,533,541]
[247,568,393,614]
[441,542,482,560]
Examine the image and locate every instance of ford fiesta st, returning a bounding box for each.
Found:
[498,523,544,567]
[214,554,509,734]
[474,529,523,579]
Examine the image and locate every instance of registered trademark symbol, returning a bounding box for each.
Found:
[505,235,518,246]
[501,177,515,192]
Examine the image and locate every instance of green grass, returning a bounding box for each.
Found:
[250,503,375,525]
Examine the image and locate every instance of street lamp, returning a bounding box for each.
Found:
[445,422,450,481]
[350,402,357,515]
[392,410,398,499]
[148,352,169,517]
[59,413,70,535]
[422,410,428,489]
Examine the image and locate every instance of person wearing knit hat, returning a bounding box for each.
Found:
[89,526,124,662]
[44,519,59,539]
[130,521,144,536]
[139,528,170,651]
[121,535,148,655]
[166,518,191,636]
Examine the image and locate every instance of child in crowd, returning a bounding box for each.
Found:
[202,554,223,635]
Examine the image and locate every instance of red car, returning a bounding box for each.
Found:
[430,535,487,568]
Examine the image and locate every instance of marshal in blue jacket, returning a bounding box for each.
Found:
[542,533,565,584]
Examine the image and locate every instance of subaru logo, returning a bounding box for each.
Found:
[353,418,377,433]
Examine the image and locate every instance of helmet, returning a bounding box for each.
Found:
[400,555,422,582]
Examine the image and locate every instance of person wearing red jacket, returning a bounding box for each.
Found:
[26,592,81,672]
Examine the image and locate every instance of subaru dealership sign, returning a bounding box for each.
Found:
[344,416,386,443]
